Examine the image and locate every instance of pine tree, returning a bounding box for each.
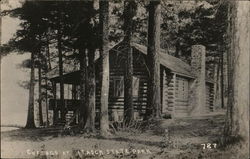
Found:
[25,50,36,128]
[146,0,161,119]
[223,1,249,155]
[99,0,110,136]
[123,0,137,123]
[85,47,96,132]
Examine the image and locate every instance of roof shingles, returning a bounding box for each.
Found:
[131,43,195,78]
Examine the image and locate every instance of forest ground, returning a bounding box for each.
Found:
[1,110,248,159]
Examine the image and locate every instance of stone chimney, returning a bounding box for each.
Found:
[189,45,206,115]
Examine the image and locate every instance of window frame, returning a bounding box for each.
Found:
[111,76,124,97]
[110,76,140,98]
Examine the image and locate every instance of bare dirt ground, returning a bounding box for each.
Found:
[1,111,248,159]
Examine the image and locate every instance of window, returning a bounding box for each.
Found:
[64,84,72,99]
[56,84,72,99]
[56,83,60,99]
[111,77,124,97]
[111,76,140,98]
[132,76,140,97]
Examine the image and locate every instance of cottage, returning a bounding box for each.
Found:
[47,42,214,124]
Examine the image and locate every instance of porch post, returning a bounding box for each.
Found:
[72,84,76,100]
[72,84,77,124]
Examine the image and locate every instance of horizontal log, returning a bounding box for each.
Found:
[175,109,188,114]
[175,105,188,110]
[106,103,147,106]
[166,104,173,108]
[95,106,147,110]
[96,94,147,100]
[167,80,174,84]
[168,92,174,96]
[168,88,174,91]
[164,91,168,95]
[175,104,189,107]
[175,98,188,102]
[167,106,174,109]
[95,102,147,106]
[96,96,144,99]
[175,100,188,103]
[167,97,174,100]
[96,101,147,105]
[175,104,189,108]
[168,100,174,103]
[167,107,173,111]
[106,107,147,110]
[96,104,147,107]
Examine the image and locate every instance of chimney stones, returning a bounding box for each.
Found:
[189,45,206,115]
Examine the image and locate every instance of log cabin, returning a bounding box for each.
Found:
[47,42,214,124]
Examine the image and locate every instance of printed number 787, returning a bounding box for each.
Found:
[201,143,217,149]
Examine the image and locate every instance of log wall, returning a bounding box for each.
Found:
[174,75,189,117]
[95,49,149,120]
[206,83,214,112]
[166,74,175,113]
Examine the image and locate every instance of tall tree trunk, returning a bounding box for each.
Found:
[45,46,50,127]
[46,33,52,70]
[79,48,88,128]
[224,1,249,154]
[38,65,43,126]
[224,2,232,136]
[123,0,136,123]
[57,33,65,122]
[175,39,180,58]
[45,31,51,127]
[213,58,220,110]
[85,48,96,132]
[25,52,36,128]
[52,81,58,125]
[145,0,161,119]
[45,75,49,127]
[99,0,110,136]
[220,50,225,109]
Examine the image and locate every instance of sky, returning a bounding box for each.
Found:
[1,0,31,126]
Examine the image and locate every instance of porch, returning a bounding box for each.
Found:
[49,97,146,125]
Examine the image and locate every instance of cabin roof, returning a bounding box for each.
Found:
[131,43,195,78]
[47,60,80,79]
[47,42,214,83]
